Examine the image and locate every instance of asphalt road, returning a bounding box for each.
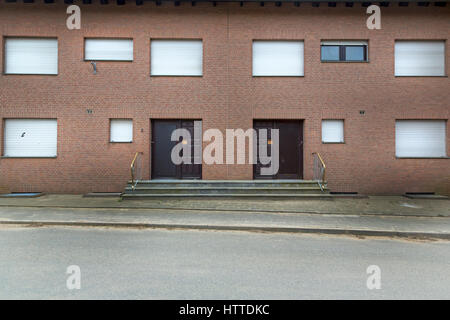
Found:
[0,225,449,299]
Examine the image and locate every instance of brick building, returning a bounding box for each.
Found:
[0,1,449,195]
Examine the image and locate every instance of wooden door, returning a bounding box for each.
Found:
[151,120,202,179]
[254,120,303,179]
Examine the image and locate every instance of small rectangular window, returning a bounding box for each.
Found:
[345,46,365,61]
[395,41,445,76]
[151,40,203,76]
[253,41,304,76]
[4,38,58,74]
[321,41,368,62]
[84,38,133,61]
[3,119,57,157]
[110,119,133,143]
[321,46,340,61]
[395,120,446,157]
[322,120,344,143]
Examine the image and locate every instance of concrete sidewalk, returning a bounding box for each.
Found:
[0,204,450,240]
[0,194,449,217]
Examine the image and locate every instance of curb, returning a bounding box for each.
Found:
[0,204,448,219]
[2,220,450,240]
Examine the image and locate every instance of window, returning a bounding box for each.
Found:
[84,38,133,61]
[110,119,133,143]
[3,119,57,157]
[395,41,445,76]
[321,41,368,62]
[4,38,58,74]
[151,40,203,76]
[252,41,304,76]
[322,120,344,143]
[396,120,446,158]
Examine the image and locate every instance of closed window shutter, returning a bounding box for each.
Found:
[110,119,133,142]
[5,38,58,75]
[322,120,344,143]
[85,39,133,61]
[253,41,304,76]
[396,120,446,157]
[151,40,203,76]
[4,119,57,157]
[395,41,445,76]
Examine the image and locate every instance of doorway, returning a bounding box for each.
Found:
[253,120,303,179]
[151,120,202,179]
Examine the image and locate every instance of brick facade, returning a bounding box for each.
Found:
[0,3,449,195]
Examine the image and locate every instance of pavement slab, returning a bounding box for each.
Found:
[0,194,448,217]
[0,206,449,239]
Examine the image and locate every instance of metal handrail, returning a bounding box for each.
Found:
[312,152,326,192]
[130,152,143,190]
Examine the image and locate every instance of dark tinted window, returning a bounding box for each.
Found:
[345,46,365,61]
[321,46,340,61]
[321,43,367,62]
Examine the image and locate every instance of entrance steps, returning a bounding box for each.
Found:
[121,180,330,200]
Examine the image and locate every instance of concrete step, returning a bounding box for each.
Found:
[128,180,324,188]
[123,186,327,195]
[122,180,329,200]
[121,193,334,200]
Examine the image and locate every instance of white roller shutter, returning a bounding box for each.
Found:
[396,120,446,157]
[4,119,57,157]
[322,120,344,143]
[151,40,203,76]
[395,41,445,76]
[5,38,58,75]
[253,41,304,76]
[110,119,133,142]
[85,39,133,61]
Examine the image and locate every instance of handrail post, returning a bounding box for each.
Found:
[312,152,326,192]
[130,152,142,191]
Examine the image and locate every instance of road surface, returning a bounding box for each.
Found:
[0,225,449,299]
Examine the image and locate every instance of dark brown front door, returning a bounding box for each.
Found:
[254,120,303,179]
[151,120,202,179]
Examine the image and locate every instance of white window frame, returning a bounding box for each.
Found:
[4,37,58,75]
[322,120,345,143]
[395,120,447,158]
[394,40,446,77]
[3,119,58,158]
[150,39,203,76]
[84,38,134,61]
[110,119,133,143]
[252,40,304,77]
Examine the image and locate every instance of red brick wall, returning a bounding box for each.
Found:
[0,3,449,195]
